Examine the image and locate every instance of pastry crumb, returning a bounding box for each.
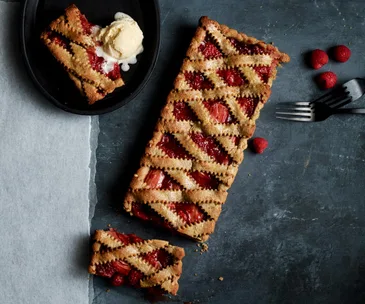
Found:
[196,243,201,247]
[218,277,224,281]
[194,249,198,252]
[134,174,139,177]
[106,289,110,292]
[200,243,208,253]
[107,224,111,227]
[194,273,197,276]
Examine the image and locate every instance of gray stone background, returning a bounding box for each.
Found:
[12,0,365,303]
[92,1,365,303]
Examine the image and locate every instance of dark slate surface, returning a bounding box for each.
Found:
[92,0,365,303]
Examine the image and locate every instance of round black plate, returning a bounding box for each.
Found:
[21,0,160,115]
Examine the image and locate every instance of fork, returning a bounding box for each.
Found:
[276,101,365,122]
[278,78,365,110]
[276,78,365,122]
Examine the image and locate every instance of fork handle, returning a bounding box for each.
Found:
[334,108,365,114]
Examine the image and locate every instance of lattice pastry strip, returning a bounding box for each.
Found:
[40,4,125,104]
[123,16,289,241]
[89,229,185,295]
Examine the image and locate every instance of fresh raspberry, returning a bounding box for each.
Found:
[316,71,337,89]
[310,49,328,70]
[251,137,268,154]
[332,45,351,62]
[111,273,125,286]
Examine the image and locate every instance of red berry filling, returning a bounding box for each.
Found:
[107,229,143,245]
[203,99,234,123]
[231,136,240,146]
[87,48,121,80]
[173,102,198,121]
[237,97,259,118]
[144,169,181,190]
[184,72,214,90]
[131,203,173,230]
[47,31,69,50]
[128,269,144,287]
[217,69,245,86]
[198,36,222,59]
[189,171,219,189]
[229,38,266,55]
[157,134,192,159]
[79,13,93,35]
[253,65,272,83]
[111,273,125,286]
[168,203,206,225]
[142,249,173,270]
[190,132,230,165]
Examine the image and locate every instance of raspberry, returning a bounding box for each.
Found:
[310,49,328,70]
[316,71,337,90]
[111,274,125,286]
[332,45,351,62]
[251,137,268,154]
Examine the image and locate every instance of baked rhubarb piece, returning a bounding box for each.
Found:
[124,17,290,241]
[89,229,185,295]
[40,5,124,104]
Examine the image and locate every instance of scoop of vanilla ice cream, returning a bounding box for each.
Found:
[97,12,143,60]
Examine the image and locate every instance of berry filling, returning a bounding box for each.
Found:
[47,31,69,50]
[132,203,173,230]
[168,203,206,225]
[198,36,222,59]
[237,97,259,118]
[253,65,272,83]
[107,229,144,245]
[189,171,219,189]
[173,102,198,121]
[217,69,245,86]
[231,136,240,146]
[79,13,93,35]
[184,72,214,90]
[157,134,192,159]
[142,249,173,270]
[144,169,181,190]
[203,99,234,123]
[229,38,266,55]
[190,132,230,165]
[87,48,121,80]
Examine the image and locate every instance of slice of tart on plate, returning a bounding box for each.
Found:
[123,16,290,241]
[89,228,185,296]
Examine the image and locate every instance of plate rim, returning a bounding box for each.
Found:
[20,0,161,116]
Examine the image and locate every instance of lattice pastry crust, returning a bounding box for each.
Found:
[40,5,124,104]
[89,229,185,295]
[124,17,290,241]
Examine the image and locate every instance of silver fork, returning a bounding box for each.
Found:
[276,78,365,121]
[276,101,365,122]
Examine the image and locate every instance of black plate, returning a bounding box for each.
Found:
[21,0,160,115]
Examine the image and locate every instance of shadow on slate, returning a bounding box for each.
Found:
[106,25,197,212]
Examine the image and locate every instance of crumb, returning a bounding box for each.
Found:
[218,277,224,281]
[107,224,111,227]
[134,174,138,177]
[106,289,110,292]
[200,243,208,253]
[194,273,197,276]
[248,173,251,177]
[194,249,198,252]
[197,243,201,247]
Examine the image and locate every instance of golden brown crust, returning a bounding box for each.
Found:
[123,17,290,241]
[40,5,124,104]
[89,229,185,295]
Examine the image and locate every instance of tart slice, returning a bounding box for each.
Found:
[89,229,185,296]
[123,17,289,241]
[40,4,124,104]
